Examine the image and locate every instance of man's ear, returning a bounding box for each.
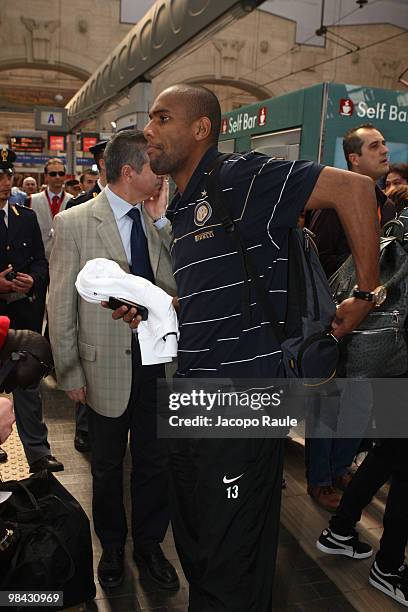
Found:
[121,164,133,182]
[194,117,212,142]
[348,153,359,169]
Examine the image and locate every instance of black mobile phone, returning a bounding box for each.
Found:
[107,297,149,321]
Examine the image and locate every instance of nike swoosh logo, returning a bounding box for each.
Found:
[223,473,245,484]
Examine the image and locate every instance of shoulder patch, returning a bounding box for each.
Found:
[194,201,212,227]
[13,203,33,212]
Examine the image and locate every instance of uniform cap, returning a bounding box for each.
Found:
[89,140,108,156]
[0,148,16,174]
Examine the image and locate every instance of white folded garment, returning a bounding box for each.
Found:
[75,258,178,365]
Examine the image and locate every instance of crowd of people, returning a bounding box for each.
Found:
[0,83,407,610]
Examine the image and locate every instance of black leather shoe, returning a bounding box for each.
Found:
[29,455,64,473]
[0,447,7,463]
[98,548,124,589]
[74,430,91,453]
[134,545,179,590]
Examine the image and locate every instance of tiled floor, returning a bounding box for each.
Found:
[2,376,393,611]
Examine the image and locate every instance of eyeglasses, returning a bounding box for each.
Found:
[47,171,65,177]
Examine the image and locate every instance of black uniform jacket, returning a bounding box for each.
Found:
[65,182,101,209]
[2,203,48,297]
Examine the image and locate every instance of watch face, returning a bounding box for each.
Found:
[374,286,387,306]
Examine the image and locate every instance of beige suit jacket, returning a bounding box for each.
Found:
[31,190,72,260]
[48,190,176,417]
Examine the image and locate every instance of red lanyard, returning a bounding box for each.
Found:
[45,191,63,217]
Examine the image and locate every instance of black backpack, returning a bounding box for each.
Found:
[0,471,96,610]
[205,154,339,383]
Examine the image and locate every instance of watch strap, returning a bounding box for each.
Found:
[352,288,374,301]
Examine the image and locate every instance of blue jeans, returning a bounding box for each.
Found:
[305,381,372,487]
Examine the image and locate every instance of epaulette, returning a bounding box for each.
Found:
[10,203,34,216]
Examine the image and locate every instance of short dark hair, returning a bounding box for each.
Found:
[65,179,80,188]
[387,163,408,182]
[343,123,377,170]
[104,130,148,183]
[44,158,65,173]
[80,169,98,184]
[387,185,408,216]
[170,84,221,144]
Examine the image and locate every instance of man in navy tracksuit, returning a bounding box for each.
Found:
[117,84,381,611]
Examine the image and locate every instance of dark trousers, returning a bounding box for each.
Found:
[304,382,372,486]
[169,437,284,612]
[88,360,170,552]
[12,383,50,464]
[305,437,361,486]
[75,403,88,433]
[330,438,408,572]
[1,296,50,463]
[0,294,45,334]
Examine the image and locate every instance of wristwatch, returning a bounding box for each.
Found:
[352,285,387,307]
[152,213,167,223]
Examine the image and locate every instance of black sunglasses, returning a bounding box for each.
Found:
[47,171,65,177]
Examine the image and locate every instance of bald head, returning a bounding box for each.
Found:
[22,176,37,195]
[161,84,221,144]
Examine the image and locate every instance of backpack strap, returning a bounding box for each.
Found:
[205,153,286,344]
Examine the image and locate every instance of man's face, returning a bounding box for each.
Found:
[65,183,82,197]
[144,91,197,176]
[22,178,37,194]
[131,160,162,201]
[385,172,408,195]
[45,162,66,192]
[81,173,98,191]
[0,172,12,206]
[350,128,389,180]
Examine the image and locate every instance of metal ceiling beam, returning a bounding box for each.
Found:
[66,0,265,128]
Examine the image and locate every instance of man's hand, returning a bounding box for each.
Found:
[11,272,34,294]
[0,397,15,444]
[143,177,169,221]
[172,296,179,312]
[331,297,374,339]
[66,387,87,403]
[101,301,142,329]
[0,266,14,294]
[101,296,179,329]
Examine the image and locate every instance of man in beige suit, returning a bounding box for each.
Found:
[30,158,72,260]
[48,130,179,591]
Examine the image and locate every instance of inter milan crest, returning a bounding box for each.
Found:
[194,201,212,227]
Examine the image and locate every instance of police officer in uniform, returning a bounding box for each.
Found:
[64,140,107,452]
[0,148,63,472]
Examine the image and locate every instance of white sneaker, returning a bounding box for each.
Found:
[369,560,408,607]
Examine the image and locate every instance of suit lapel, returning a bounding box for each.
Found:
[92,192,130,272]
[61,192,72,211]
[141,204,161,277]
